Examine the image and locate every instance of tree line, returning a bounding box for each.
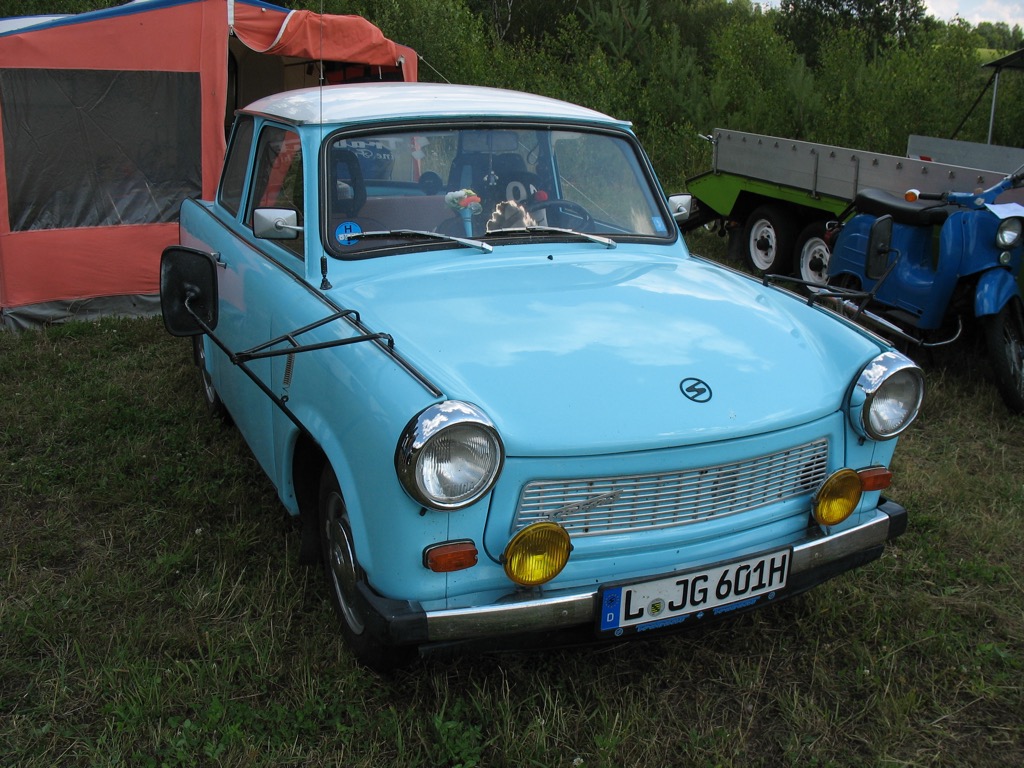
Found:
[5,0,1022,187]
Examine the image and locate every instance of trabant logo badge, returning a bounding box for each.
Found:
[551,490,623,519]
[680,377,713,403]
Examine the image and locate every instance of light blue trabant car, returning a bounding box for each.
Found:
[160,83,923,668]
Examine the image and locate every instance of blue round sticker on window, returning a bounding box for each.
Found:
[335,221,363,246]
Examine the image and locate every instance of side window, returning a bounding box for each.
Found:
[218,115,254,217]
[249,126,304,258]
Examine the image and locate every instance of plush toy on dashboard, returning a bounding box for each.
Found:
[486,200,536,232]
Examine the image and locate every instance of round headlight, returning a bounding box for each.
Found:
[502,522,572,587]
[395,401,504,510]
[813,469,862,527]
[996,217,1022,250]
[853,352,924,440]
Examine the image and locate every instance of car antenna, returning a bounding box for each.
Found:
[317,1,332,290]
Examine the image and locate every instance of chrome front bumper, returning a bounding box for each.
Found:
[418,500,906,644]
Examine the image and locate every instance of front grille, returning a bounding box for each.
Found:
[512,439,829,538]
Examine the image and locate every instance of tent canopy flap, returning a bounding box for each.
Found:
[231,6,400,65]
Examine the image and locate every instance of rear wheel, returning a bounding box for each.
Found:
[192,336,229,420]
[742,205,796,275]
[795,221,831,285]
[983,296,1024,414]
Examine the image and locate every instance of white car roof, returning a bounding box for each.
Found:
[242,82,631,130]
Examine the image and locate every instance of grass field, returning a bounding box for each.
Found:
[2,313,1022,767]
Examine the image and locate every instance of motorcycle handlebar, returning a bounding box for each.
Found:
[914,190,946,201]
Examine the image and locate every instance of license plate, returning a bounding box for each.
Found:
[597,548,790,636]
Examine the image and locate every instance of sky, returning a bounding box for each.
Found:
[922,0,1024,26]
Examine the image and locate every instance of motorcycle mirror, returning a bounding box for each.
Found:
[866,215,894,281]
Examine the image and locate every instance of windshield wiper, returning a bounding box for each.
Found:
[349,229,492,254]
[488,225,616,249]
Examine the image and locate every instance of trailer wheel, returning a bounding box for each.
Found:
[795,222,831,285]
[742,205,795,275]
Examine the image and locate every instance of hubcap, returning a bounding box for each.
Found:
[197,342,218,403]
[324,491,365,634]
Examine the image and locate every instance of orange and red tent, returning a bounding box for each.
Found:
[0,0,416,329]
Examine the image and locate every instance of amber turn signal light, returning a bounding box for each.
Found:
[858,466,892,492]
[423,540,479,572]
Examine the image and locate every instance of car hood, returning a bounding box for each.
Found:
[338,247,882,456]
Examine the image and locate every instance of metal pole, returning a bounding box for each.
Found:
[988,69,1001,145]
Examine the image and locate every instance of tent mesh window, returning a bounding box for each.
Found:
[0,68,201,231]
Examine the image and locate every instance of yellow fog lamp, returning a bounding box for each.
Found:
[502,522,573,587]
[813,469,862,527]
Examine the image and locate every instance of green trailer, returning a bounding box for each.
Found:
[683,129,1024,283]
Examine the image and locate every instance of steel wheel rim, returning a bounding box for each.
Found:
[749,219,776,271]
[323,490,366,635]
[799,236,830,284]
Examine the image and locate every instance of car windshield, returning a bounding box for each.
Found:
[322,124,673,258]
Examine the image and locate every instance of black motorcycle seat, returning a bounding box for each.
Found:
[852,188,956,227]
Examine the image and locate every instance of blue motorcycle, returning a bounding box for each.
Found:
[820,165,1024,413]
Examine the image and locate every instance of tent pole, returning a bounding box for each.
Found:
[988,68,1001,145]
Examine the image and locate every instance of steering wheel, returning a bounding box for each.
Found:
[527,198,593,230]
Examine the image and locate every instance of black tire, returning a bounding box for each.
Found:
[794,221,831,285]
[192,335,230,421]
[741,205,796,275]
[827,272,861,291]
[318,465,414,670]
[982,296,1024,414]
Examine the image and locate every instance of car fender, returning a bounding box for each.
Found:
[271,344,455,600]
[975,268,1020,318]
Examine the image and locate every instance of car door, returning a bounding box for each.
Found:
[208,120,309,479]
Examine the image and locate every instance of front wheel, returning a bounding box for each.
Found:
[795,221,831,285]
[741,205,796,275]
[983,296,1024,414]
[318,466,414,670]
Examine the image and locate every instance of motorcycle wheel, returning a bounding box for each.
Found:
[794,221,831,285]
[982,296,1024,414]
[741,205,795,275]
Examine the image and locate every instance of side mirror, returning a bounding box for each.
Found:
[866,214,893,280]
[667,193,693,224]
[160,246,219,337]
[253,208,302,240]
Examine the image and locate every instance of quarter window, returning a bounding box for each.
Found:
[218,116,254,217]
[249,126,304,258]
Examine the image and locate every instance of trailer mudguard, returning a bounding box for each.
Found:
[975,268,1020,318]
